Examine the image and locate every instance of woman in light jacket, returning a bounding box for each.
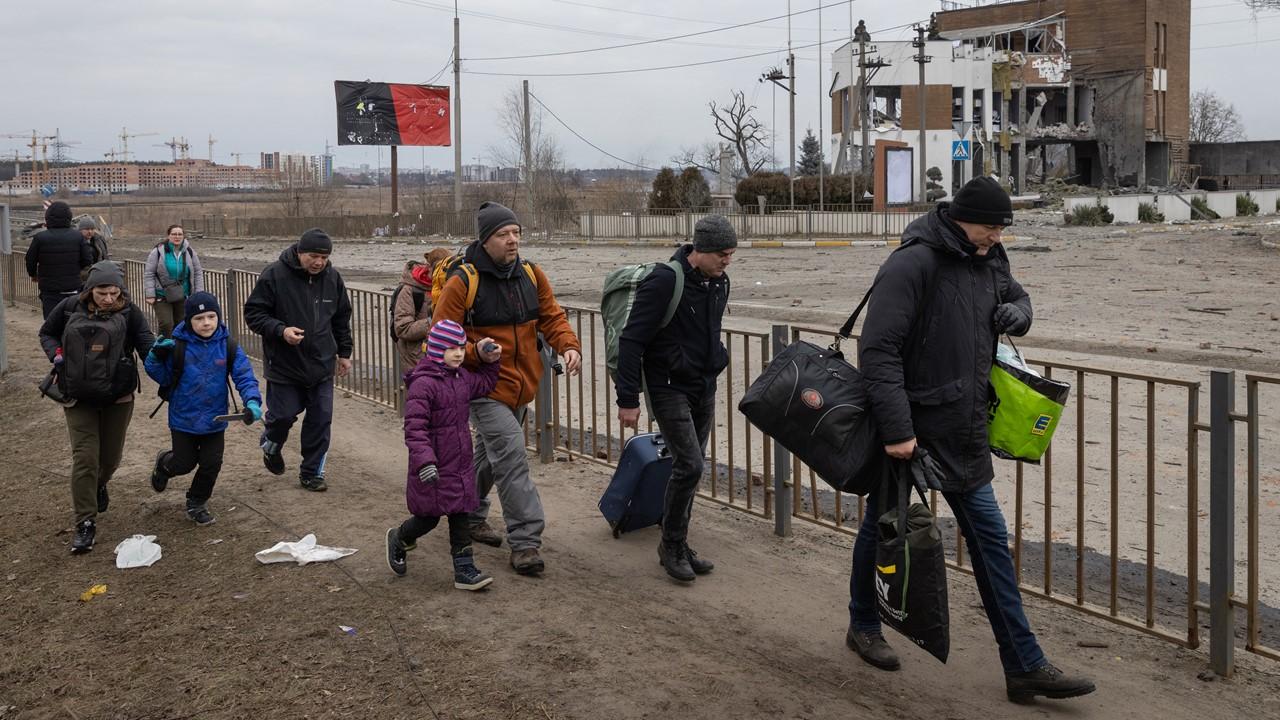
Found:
[144,224,204,336]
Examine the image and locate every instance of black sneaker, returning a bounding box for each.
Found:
[453,550,493,591]
[186,502,216,526]
[262,442,285,476]
[386,528,407,577]
[71,519,96,554]
[658,541,695,582]
[845,627,901,671]
[686,546,714,575]
[96,484,109,513]
[299,473,328,492]
[1006,663,1096,704]
[150,452,170,493]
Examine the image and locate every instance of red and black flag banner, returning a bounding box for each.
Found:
[334,81,451,146]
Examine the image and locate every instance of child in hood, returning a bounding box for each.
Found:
[144,291,262,525]
[387,319,501,590]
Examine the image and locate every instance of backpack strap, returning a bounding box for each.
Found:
[148,338,188,418]
[658,261,684,329]
[225,335,241,414]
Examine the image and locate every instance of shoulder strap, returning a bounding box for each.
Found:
[459,264,480,309]
[659,261,684,328]
[521,260,538,290]
[225,335,241,413]
[837,239,940,342]
[411,288,425,314]
[171,339,188,390]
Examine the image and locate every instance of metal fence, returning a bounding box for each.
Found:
[579,208,925,242]
[3,245,1278,675]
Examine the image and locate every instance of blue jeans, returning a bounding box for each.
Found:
[848,483,1046,674]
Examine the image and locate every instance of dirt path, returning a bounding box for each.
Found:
[4,308,1280,719]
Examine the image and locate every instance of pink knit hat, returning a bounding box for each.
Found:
[425,319,467,363]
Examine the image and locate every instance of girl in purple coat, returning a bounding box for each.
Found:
[386,319,501,590]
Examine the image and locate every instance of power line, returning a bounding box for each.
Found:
[1196,12,1280,26]
[1192,35,1280,49]
[544,0,848,33]
[462,39,828,77]
[465,0,853,61]
[528,91,655,170]
[420,49,453,85]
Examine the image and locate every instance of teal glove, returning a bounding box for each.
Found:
[149,337,177,362]
[246,400,262,424]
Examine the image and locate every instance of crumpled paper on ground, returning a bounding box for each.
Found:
[114,535,162,569]
[255,533,358,566]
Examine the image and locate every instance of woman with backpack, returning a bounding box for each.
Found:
[38,261,155,554]
[144,224,205,337]
[392,248,452,372]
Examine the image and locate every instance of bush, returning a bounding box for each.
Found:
[734,172,872,211]
[1237,192,1259,217]
[1138,202,1164,223]
[1065,201,1113,226]
[1190,196,1219,220]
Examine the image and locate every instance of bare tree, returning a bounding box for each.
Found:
[1190,89,1246,143]
[673,91,770,180]
[486,86,575,230]
[672,142,719,175]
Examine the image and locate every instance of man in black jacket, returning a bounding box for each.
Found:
[244,228,353,492]
[616,215,734,582]
[848,177,1094,703]
[27,201,93,318]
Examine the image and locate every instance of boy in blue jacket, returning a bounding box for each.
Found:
[144,292,262,524]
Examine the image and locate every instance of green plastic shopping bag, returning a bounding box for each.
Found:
[988,341,1070,463]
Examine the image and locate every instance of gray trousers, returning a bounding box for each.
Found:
[467,398,545,550]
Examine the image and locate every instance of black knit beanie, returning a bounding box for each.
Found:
[184,291,222,324]
[693,214,738,253]
[948,177,1014,227]
[297,227,333,254]
[476,201,521,245]
[45,201,73,228]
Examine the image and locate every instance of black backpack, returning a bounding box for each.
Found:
[59,309,138,406]
[388,285,426,341]
[149,335,240,418]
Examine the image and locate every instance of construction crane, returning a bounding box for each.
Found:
[119,127,158,162]
[207,133,217,162]
[156,136,192,162]
[1,131,40,170]
[230,152,244,167]
[103,150,121,162]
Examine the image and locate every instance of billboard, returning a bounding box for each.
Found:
[334,81,451,146]
[885,147,914,205]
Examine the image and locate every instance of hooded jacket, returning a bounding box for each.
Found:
[144,321,261,435]
[858,205,1032,493]
[402,357,500,517]
[614,244,730,409]
[143,240,204,299]
[431,240,580,409]
[392,261,434,369]
[27,227,93,293]
[243,245,353,386]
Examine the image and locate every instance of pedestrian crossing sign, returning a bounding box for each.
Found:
[952,140,971,161]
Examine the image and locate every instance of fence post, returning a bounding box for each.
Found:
[807,205,813,242]
[536,346,555,464]
[771,324,792,537]
[1209,368,1236,678]
[588,209,595,243]
[634,212,641,242]
[225,269,240,343]
[0,204,9,374]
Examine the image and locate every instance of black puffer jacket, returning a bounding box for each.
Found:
[616,244,730,408]
[26,227,92,293]
[858,206,1031,493]
[244,245,353,386]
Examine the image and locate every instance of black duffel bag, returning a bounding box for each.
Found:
[738,287,881,495]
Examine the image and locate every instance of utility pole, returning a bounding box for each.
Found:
[391,145,399,225]
[858,32,870,177]
[912,25,932,205]
[452,5,463,213]
[817,1,824,209]
[787,1,796,209]
[522,80,535,231]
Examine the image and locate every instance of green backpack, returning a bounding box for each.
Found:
[600,260,684,383]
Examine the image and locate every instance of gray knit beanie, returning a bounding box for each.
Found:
[77,216,97,231]
[84,260,125,289]
[476,201,521,245]
[692,215,738,253]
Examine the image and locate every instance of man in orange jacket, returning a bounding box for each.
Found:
[432,201,581,575]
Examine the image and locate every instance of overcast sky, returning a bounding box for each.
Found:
[2,0,1277,172]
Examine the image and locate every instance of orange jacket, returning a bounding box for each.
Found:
[431,247,580,409]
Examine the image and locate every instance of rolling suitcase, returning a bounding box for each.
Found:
[599,433,672,538]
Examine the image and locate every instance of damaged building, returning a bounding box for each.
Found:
[830,0,1190,197]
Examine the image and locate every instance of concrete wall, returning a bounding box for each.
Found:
[1190,141,1280,178]
[1063,191,1204,223]
[1204,192,1238,219]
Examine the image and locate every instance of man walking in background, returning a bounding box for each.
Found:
[27,201,93,318]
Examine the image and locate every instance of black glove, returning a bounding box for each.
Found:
[418,464,438,484]
[993,303,1030,336]
[909,446,947,496]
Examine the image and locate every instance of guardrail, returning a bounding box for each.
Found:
[579,208,925,242]
[3,244,1277,674]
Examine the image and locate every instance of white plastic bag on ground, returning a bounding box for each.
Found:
[114,535,162,568]
[255,533,358,566]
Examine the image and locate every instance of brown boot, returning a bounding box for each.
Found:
[469,520,503,548]
[510,547,545,575]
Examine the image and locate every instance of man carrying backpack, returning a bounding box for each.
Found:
[39,261,155,553]
[27,201,93,318]
[614,215,734,582]
[244,228,353,492]
[432,201,581,576]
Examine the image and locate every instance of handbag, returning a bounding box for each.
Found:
[37,367,74,406]
[988,337,1070,463]
[739,287,881,495]
[874,458,950,663]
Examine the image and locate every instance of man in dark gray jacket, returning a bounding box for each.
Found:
[244,228,353,492]
[27,201,92,317]
[848,177,1095,703]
